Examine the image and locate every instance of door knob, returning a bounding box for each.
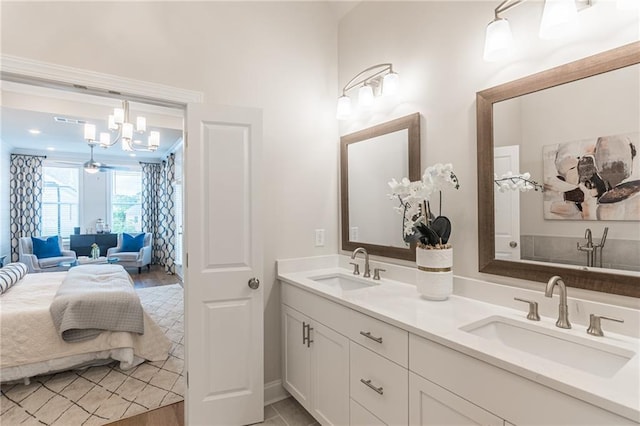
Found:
[509,241,518,248]
[248,278,260,289]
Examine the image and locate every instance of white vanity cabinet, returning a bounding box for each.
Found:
[281,280,638,426]
[409,371,503,426]
[282,304,349,426]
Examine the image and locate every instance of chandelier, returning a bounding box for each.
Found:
[83,100,160,152]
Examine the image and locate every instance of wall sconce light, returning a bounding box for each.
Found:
[483,0,592,62]
[336,63,399,120]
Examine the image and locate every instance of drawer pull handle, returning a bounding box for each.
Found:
[360,331,383,343]
[360,378,384,395]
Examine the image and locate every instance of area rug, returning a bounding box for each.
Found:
[0,284,184,426]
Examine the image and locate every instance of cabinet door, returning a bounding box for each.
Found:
[310,321,349,426]
[282,305,311,408]
[409,372,503,426]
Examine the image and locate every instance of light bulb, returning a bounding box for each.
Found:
[484,18,514,62]
[539,0,578,40]
[336,95,352,120]
[358,84,375,109]
[108,115,117,131]
[99,132,110,148]
[122,123,134,140]
[84,165,99,174]
[84,123,96,141]
[113,107,125,124]
[383,72,400,96]
[136,116,146,132]
[149,131,160,149]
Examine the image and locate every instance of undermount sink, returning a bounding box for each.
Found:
[460,316,636,378]
[310,273,378,292]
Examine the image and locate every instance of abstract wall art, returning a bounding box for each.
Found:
[543,132,640,221]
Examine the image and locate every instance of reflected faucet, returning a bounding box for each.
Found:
[351,247,371,278]
[577,228,595,267]
[545,276,571,329]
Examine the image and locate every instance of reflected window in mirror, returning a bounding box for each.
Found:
[341,113,420,261]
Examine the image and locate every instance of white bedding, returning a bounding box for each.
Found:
[0,271,171,383]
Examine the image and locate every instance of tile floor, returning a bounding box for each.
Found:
[257,397,318,426]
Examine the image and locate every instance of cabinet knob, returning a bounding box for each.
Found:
[510,241,518,248]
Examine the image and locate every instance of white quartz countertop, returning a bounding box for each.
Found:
[277,262,640,423]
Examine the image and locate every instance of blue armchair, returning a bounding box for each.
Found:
[19,236,77,273]
[107,233,153,274]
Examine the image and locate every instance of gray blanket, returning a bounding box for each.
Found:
[50,264,144,342]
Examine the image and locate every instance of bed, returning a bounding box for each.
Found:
[0,264,171,384]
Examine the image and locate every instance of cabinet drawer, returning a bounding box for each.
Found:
[281,282,351,336]
[347,309,408,367]
[350,342,408,426]
[350,398,386,426]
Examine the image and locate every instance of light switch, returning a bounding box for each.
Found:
[315,229,325,247]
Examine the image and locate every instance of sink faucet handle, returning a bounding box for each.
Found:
[514,297,541,321]
[349,262,360,276]
[373,268,386,280]
[587,314,624,337]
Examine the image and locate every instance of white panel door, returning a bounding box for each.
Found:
[310,321,350,426]
[185,103,263,425]
[494,145,521,260]
[282,305,312,408]
[409,372,503,426]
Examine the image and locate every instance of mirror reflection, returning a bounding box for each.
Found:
[493,64,640,273]
[348,129,408,248]
[341,113,420,261]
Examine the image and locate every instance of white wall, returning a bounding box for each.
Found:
[0,139,11,262]
[338,1,639,306]
[0,2,339,386]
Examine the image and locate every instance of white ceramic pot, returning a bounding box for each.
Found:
[415,247,453,300]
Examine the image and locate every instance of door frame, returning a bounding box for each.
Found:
[1,53,203,416]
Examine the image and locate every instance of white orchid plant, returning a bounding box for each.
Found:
[388,163,460,249]
[494,172,543,192]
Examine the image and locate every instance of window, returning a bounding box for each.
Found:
[111,170,142,233]
[42,166,80,239]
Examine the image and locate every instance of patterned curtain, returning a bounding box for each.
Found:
[10,154,45,262]
[140,155,176,274]
[159,154,176,274]
[141,162,162,265]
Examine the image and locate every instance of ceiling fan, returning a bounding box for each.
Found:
[83,144,123,174]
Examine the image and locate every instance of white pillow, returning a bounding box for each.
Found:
[0,262,28,295]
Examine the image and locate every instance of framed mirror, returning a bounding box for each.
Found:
[341,113,420,260]
[477,42,640,298]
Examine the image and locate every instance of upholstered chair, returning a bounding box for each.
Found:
[18,236,77,273]
[107,233,153,274]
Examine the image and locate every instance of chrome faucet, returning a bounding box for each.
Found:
[545,276,571,329]
[351,247,371,278]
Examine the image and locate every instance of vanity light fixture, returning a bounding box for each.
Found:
[83,100,160,152]
[483,0,592,62]
[336,63,399,120]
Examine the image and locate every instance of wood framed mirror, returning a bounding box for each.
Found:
[341,113,420,261]
[477,42,640,298]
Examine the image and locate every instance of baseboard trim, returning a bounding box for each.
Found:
[264,380,289,406]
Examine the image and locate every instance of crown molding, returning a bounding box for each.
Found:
[0,55,204,106]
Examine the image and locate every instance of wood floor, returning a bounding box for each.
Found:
[129,264,183,288]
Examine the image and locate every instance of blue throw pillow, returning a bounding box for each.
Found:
[121,233,145,252]
[31,236,62,259]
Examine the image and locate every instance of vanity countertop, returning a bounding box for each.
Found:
[277,258,640,423]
